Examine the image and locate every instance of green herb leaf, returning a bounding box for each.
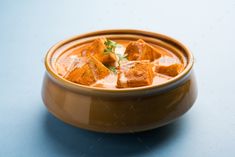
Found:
[103,39,117,55]
[116,53,128,66]
[117,53,127,61]
[108,66,117,74]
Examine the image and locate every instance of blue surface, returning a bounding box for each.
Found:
[1,0,235,156]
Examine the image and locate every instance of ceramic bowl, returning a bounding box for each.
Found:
[42,29,197,133]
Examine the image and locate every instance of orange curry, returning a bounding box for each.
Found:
[55,38,184,89]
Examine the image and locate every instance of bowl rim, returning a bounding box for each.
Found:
[45,29,194,93]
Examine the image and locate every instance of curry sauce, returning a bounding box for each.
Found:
[55,38,184,89]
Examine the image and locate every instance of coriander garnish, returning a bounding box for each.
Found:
[117,53,127,61]
[104,39,117,54]
[116,53,127,66]
[108,66,117,74]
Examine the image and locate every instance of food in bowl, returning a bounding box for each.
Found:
[56,38,184,89]
[42,29,197,133]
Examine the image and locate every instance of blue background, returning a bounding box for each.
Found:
[1,0,235,156]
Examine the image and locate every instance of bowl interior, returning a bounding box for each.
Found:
[45,29,193,92]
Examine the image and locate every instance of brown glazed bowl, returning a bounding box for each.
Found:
[42,29,197,133]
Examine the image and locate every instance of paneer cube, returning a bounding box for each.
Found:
[66,64,96,85]
[81,38,117,65]
[124,40,144,60]
[84,38,106,56]
[65,56,110,85]
[125,39,162,61]
[156,63,183,77]
[98,52,117,66]
[117,61,153,88]
[88,56,110,80]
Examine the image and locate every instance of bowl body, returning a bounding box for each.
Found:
[42,29,197,133]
